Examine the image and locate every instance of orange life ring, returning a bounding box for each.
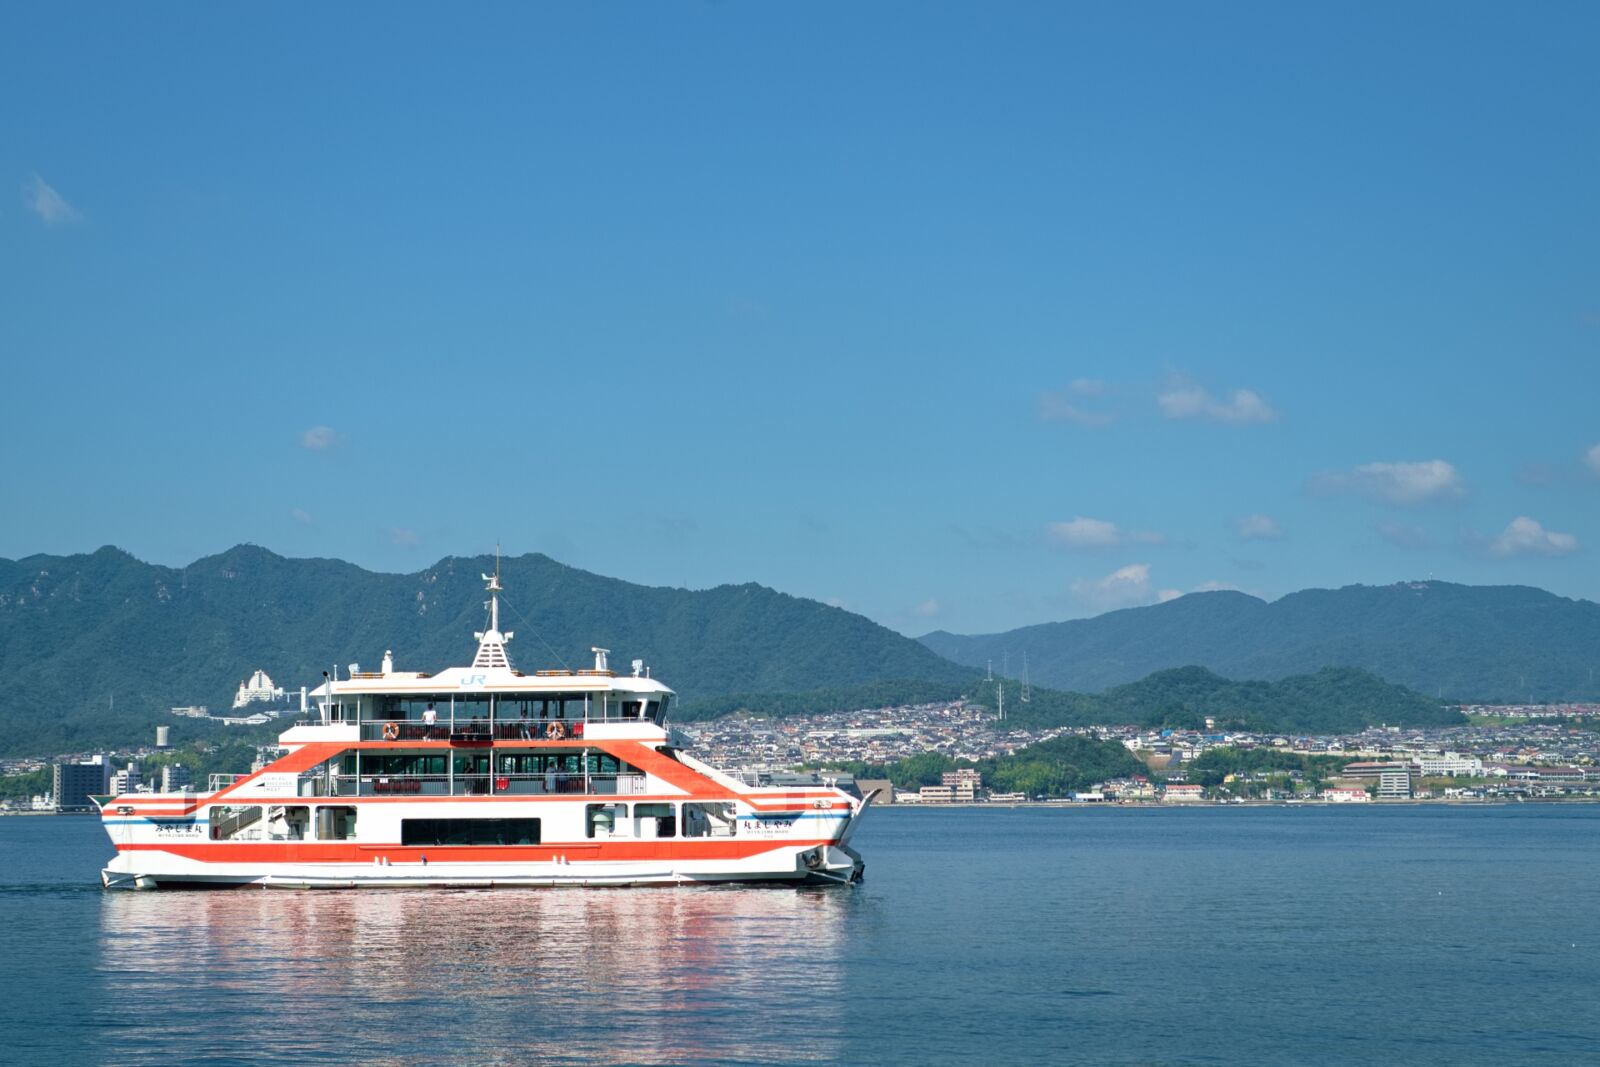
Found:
[382,722,400,741]
[547,721,565,741]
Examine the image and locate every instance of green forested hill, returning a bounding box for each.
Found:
[962,665,1463,733]
[0,547,1473,758]
[0,545,971,756]
[921,581,1600,702]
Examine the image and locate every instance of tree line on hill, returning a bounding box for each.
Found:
[824,734,1151,797]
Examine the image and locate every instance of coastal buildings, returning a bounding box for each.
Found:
[857,778,894,804]
[1417,753,1483,777]
[942,769,983,801]
[52,755,110,813]
[110,762,143,796]
[160,764,191,792]
[1376,770,1412,799]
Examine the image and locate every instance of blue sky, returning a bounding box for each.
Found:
[3,2,1597,636]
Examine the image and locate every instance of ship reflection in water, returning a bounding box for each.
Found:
[98,887,852,1065]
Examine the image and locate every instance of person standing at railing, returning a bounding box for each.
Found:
[422,704,437,737]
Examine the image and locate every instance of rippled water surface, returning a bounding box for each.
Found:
[6,805,1600,1065]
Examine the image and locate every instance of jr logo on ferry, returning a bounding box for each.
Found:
[460,674,487,688]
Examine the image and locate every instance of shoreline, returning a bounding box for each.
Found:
[881,796,1600,810]
[8,797,1595,819]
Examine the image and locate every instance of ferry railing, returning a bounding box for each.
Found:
[328,772,647,797]
[363,716,662,742]
[359,721,594,743]
[208,773,247,792]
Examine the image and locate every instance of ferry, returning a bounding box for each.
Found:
[97,570,873,889]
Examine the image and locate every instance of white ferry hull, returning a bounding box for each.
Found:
[100,843,863,890]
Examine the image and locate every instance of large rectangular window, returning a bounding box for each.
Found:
[633,803,677,839]
[317,806,358,841]
[400,818,541,846]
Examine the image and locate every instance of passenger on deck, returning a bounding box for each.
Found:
[422,704,438,736]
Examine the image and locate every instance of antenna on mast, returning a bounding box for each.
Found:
[472,542,513,670]
[997,682,1004,722]
[986,658,993,682]
[1021,652,1031,703]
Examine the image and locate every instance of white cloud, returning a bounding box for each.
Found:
[300,426,339,451]
[1076,568,1246,612]
[1068,378,1107,397]
[1312,459,1465,505]
[24,174,81,225]
[1156,376,1277,424]
[1488,516,1578,558]
[1234,513,1284,541]
[1071,563,1157,611]
[1048,516,1164,549]
[290,508,313,525]
[1586,443,1600,476]
[1376,522,1432,549]
[912,598,941,618]
[387,527,420,548]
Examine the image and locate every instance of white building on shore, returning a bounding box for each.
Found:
[232,669,285,710]
[1416,753,1484,777]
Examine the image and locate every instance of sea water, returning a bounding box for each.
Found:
[3,805,1598,1066]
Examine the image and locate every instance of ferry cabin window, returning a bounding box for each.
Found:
[267,806,310,840]
[633,803,677,839]
[682,802,736,838]
[362,754,447,777]
[491,753,638,776]
[401,818,541,846]
[620,699,665,721]
[317,807,357,840]
[587,803,628,838]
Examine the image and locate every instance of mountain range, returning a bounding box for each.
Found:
[921,580,1600,703]
[0,545,969,756]
[2,546,1592,759]
[962,665,1464,734]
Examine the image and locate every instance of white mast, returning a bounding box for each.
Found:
[1021,652,1030,703]
[471,545,514,671]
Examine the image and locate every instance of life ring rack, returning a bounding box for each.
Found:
[382,722,400,741]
